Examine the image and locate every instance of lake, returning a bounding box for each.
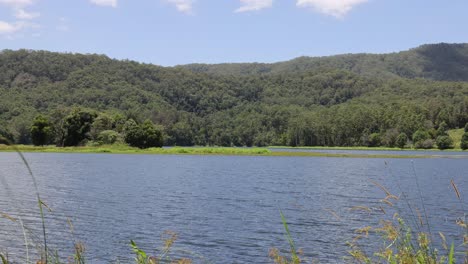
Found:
[0,152,467,263]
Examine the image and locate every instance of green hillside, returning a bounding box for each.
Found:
[0,44,467,148]
[182,43,468,81]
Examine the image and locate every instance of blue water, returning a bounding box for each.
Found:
[0,153,466,263]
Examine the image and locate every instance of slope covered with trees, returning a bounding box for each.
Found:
[0,43,467,148]
[182,43,468,81]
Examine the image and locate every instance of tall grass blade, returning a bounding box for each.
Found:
[411,162,432,240]
[451,179,461,201]
[1,136,48,263]
[448,243,454,264]
[280,210,300,264]
[0,254,8,264]
[384,163,420,233]
[18,217,30,264]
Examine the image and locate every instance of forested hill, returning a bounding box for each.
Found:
[182,43,468,81]
[0,43,467,148]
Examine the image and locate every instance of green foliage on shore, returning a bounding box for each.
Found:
[1,44,468,148]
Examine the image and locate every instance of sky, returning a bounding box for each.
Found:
[0,0,467,66]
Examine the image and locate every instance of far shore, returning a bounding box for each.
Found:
[1,144,467,159]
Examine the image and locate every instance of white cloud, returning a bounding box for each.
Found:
[166,0,194,14]
[0,0,34,7]
[0,21,19,34]
[296,0,369,18]
[0,0,40,38]
[15,8,40,19]
[0,20,37,35]
[90,0,117,8]
[235,0,272,12]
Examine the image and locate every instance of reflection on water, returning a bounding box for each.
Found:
[0,153,466,263]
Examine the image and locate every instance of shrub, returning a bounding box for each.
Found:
[461,132,468,150]
[0,127,14,144]
[412,130,431,149]
[436,121,449,137]
[395,133,408,149]
[30,115,52,146]
[368,133,381,147]
[414,139,434,149]
[124,119,163,149]
[436,135,453,150]
[382,129,399,147]
[97,130,121,145]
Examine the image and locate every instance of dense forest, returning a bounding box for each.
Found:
[1,43,468,148]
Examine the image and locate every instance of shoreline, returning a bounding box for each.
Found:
[1,145,467,159]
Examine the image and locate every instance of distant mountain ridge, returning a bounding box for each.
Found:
[181,43,468,81]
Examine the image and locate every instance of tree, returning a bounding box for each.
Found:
[124,119,163,149]
[49,107,71,147]
[97,130,121,145]
[436,121,448,137]
[382,128,399,147]
[10,118,32,144]
[368,133,381,147]
[465,123,468,133]
[30,115,52,146]
[436,136,453,150]
[123,119,142,148]
[167,121,194,146]
[90,113,114,140]
[62,109,97,146]
[417,139,435,149]
[461,132,468,150]
[0,127,14,144]
[412,129,430,149]
[140,120,163,148]
[395,133,408,149]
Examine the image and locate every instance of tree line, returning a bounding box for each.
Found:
[25,108,163,148]
[0,108,465,150]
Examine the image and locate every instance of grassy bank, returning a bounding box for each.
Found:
[1,144,467,159]
[268,145,464,152]
[448,128,464,149]
[0,144,271,155]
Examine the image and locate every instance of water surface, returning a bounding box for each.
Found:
[0,153,466,263]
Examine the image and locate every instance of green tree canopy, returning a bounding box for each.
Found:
[62,109,97,146]
[124,119,163,149]
[30,115,52,146]
[395,133,408,149]
[436,135,453,150]
[461,132,468,150]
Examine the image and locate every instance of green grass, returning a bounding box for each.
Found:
[448,128,464,149]
[0,144,271,155]
[1,144,468,159]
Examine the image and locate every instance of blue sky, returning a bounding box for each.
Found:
[1,0,467,66]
